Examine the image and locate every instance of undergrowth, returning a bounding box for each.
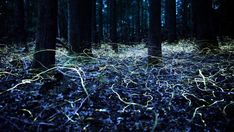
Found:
[0,40,233,131]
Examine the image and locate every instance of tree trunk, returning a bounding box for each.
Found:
[92,0,98,45]
[33,0,57,69]
[181,0,189,38]
[98,0,103,43]
[68,0,80,53]
[0,0,7,41]
[220,0,234,38]
[191,0,197,37]
[68,0,92,54]
[79,0,92,54]
[58,0,68,39]
[136,0,141,42]
[109,0,118,52]
[14,0,26,44]
[148,0,162,64]
[24,0,30,51]
[24,0,29,39]
[166,0,177,43]
[192,0,218,50]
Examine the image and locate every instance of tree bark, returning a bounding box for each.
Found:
[68,0,80,53]
[58,0,68,39]
[14,0,26,44]
[79,0,92,54]
[181,0,189,38]
[33,0,57,69]
[148,0,162,64]
[136,0,141,42]
[220,0,234,38]
[68,0,92,54]
[92,0,98,44]
[192,0,218,50]
[166,0,177,43]
[0,0,7,41]
[109,0,118,52]
[98,0,103,43]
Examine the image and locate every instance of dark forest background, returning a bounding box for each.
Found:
[0,0,233,67]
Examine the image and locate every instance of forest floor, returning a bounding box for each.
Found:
[0,40,233,131]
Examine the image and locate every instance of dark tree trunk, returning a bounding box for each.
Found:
[68,0,80,53]
[166,0,177,43]
[24,0,29,39]
[0,0,7,41]
[216,0,225,39]
[25,0,38,40]
[119,0,124,43]
[129,6,134,42]
[24,0,30,51]
[148,0,162,64]
[109,0,118,52]
[33,0,57,69]
[140,0,145,39]
[192,0,218,49]
[191,0,197,37]
[68,0,92,54]
[227,0,234,38]
[13,0,26,44]
[164,0,168,35]
[98,0,103,43]
[91,0,98,44]
[79,0,92,54]
[136,0,141,42]
[105,0,110,41]
[181,0,189,38]
[122,0,131,43]
[142,0,149,40]
[219,0,234,38]
[58,0,68,39]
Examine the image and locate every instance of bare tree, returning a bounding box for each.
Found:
[33,0,57,68]
[148,0,162,64]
